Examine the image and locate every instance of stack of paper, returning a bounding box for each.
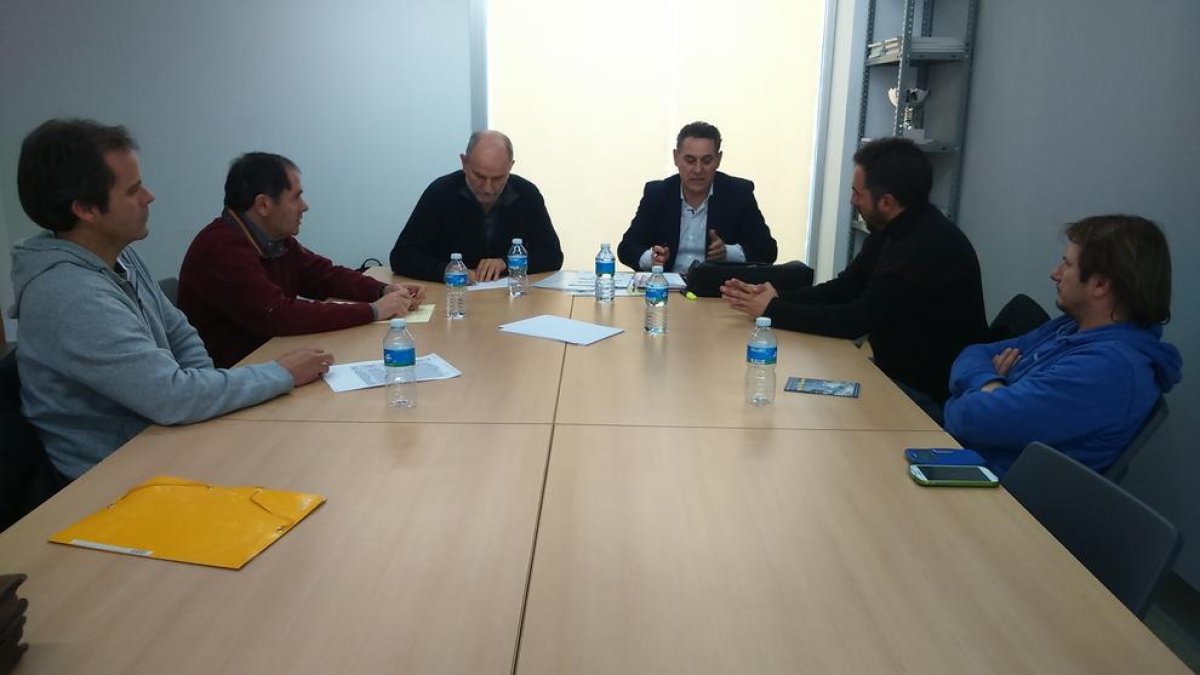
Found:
[868,35,964,59]
[322,354,462,393]
[466,278,511,292]
[534,270,636,296]
[629,271,686,291]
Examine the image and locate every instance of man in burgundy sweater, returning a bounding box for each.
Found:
[179,153,423,367]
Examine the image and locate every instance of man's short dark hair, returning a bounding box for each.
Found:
[224,152,299,212]
[17,119,138,233]
[676,121,722,153]
[1066,215,1172,327]
[852,137,932,208]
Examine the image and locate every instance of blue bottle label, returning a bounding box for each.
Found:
[595,260,615,275]
[746,345,777,365]
[508,254,528,272]
[445,272,468,288]
[384,346,416,367]
[645,286,668,303]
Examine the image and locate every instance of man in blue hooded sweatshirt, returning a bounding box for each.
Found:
[943,215,1182,475]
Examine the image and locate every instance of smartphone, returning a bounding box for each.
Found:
[904,448,986,466]
[909,464,999,487]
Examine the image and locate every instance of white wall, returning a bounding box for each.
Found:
[958,0,1200,586]
[487,0,826,271]
[0,0,475,336]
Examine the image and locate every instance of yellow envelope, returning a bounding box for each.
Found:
[50,475,325,569]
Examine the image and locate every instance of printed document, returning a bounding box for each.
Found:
[323,354,462,392]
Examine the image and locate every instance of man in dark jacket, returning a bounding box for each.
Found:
[389,130,563,282]
[721,137,986,406]
[618,121,778,272]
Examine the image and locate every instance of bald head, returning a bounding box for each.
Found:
[460,130,515,212]
[465,130,514,161]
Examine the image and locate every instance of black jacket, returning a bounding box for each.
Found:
[765,203,987,402]
[389,171,563,281]
[617,172,778,271]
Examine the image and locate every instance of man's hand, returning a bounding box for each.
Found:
[720,278,778,318]
[992,347,1020,377]
[650,245,670,267]
[474,258,507,282]
[383,282,425,312]
[706,229,727,261]
[981,347,1021,393]
[373,290,417,319]
[275,348,333,387]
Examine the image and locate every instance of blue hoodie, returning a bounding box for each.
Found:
[11,234,294,479]
[943,315,1182,475]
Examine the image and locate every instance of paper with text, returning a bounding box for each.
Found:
[323,354,462,392]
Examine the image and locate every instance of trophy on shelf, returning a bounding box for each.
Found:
[887,87,928,142]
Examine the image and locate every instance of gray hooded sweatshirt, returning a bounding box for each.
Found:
[11,233,293,479]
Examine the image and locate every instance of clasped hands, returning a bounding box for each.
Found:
[720,278,778,318]
[373,282,426,319]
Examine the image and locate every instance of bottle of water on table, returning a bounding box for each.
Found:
[595,242,615,303]
[745,316,777,405]
[644,264,668,335]
[445,252,468,319]
[384,317,417,408]
[507,238,528,297]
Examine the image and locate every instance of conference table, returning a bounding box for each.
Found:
[0,272,1186,674]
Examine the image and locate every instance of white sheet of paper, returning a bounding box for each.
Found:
[467,278,511,292]
[375,303,435,324]
[322,354,462,393]
[498,314,624,346]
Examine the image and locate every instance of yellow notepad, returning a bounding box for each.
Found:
[50,476,325,569]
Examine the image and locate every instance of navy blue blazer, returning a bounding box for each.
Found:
[617,172,778,271]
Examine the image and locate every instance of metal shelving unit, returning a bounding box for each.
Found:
[848,0,979,264]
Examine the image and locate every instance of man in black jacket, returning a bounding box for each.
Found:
[721,137,986,406]
[618,121,778,272]
[389,131,563,282]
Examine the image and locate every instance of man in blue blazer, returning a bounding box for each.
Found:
[618,122,778,272]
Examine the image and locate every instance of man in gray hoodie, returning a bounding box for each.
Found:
[11,118,332,479]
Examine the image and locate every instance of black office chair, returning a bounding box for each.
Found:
[157,277,180,307]
[988,293,1050,342]
[1003,441,1181,618]
[1,350,67,531]
[1105,396,1168,483]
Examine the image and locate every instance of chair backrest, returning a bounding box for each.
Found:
[988,293,1051,342]
[1,350,67,531]
[158,277,180,307]
[1003,442,1181,618]
[1105,396,1169,483]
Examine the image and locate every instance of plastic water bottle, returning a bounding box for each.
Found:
[644,265,668,335]
[745,316,777,405]
[384,318,417,408]
[595,242,615,303]
[445,252,467,319]
[507,238,528,297]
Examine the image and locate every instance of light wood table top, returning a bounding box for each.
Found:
[226,282,572,424]
[3,270,1184,674]
[558,294,941,431]
[517,425,1187,674]
[0,420,550,675]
